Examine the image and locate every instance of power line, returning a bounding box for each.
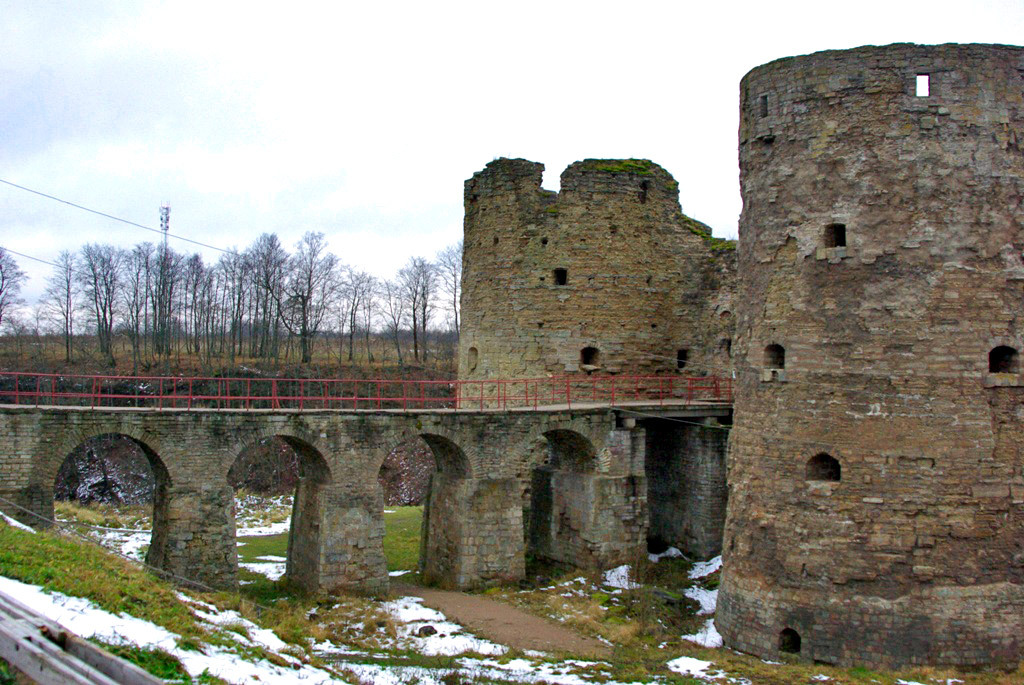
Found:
[0,178,230,254]
[0,246,60,268]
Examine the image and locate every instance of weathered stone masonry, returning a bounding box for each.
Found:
[0,405,710,593]
[456,158,736,561]
[718,43,1024,669]
[458,158,736,382]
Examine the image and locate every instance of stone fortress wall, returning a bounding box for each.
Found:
[456,158,737,566]
[457,158,735,383]
[456,42,1024,670]
[717,43,1024,669]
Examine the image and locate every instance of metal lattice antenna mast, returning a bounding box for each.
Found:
[159,203,170,250]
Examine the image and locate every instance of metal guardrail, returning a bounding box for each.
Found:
[0,372,732,412]
[0,589,161,684]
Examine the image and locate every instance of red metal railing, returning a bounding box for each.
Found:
[0,372,732,412]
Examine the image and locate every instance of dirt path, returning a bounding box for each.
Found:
[393,583,610,657]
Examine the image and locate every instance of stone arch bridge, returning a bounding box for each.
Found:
[0,394,730,594]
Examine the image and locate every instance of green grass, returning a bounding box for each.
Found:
[237,531,289,564]
[383,506,423,572]
[0,659,16,685]
[582,158,656,175]
[0,525,205,642]
[92,642,190,683]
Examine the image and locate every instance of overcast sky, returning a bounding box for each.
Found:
[3,0,1023,308]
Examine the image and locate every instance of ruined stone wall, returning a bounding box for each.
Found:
[457,158,735,384]
[718,43,1024,669]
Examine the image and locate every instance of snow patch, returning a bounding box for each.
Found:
[1,512,35,533]
[689,556,723,579]
[383,596,506,656]
[602,565,639,590]
[389,569,412,577]
[239,562,286,581]
[236,519,291,537]
[667,655,720,679]
[685,586,718,615]
[648,546,683,562]
[683,618,723,648]
[0,574,336,685]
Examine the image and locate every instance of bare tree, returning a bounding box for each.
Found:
[360,276,378,362]
[399,257,435,363]
[0,248,26,332]
[217,250,249,362]
[436,240,462,335]
[122,245,153,373]
[248,233,288,360]
[150,243,182,365]
[278,232,339,364]
[44,250,76,363]
[380,278,406,365]
[79,244,123,366]
[344,269,375,362]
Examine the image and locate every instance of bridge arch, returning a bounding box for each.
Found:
[228,433,332,593]
[372,430,469,586]
[47,429,174,574]
[523,428,602,569]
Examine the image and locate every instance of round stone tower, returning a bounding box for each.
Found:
[718,44,1024,669]
[458,158,734,384]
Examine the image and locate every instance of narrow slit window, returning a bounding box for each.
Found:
[759,94,769,118]
[676,349,689,370]
[553,268,568,286]
[824,223,846,248]
[467,346,479,372]
[916,74,930,97]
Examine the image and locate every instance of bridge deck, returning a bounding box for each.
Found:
[0,399,731,416]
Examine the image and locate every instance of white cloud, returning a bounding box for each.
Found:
[3,0,1024,307]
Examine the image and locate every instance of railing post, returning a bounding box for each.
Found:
[272,379,278,410]
[376,380,382,410]
[35,376,40,408]
[659,377,664,406]
[188,378,193,411]
[92,377,97,409]
[610,376,616,406]
[565,377,571,409]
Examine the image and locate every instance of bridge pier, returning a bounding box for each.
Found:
[291,483,388,595]
[156,484,237,589]
[421,474,524,588]
[526,427,648,569]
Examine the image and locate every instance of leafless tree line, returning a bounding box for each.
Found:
[0,235,462,372]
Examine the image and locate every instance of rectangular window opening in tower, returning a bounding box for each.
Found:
[825,223,847,248]
[759,94,769,118]
[916,74,930,97]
